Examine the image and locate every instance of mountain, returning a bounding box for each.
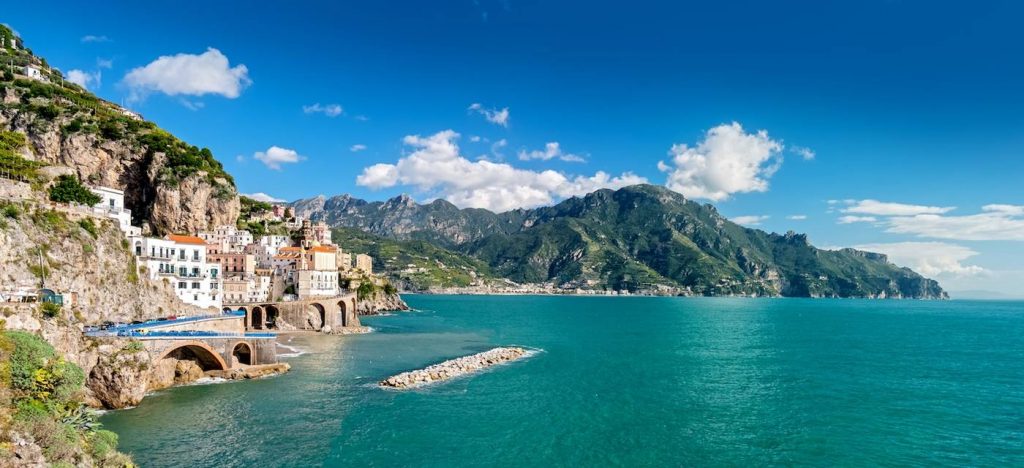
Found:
[296,185,946,298]
[0,25,238,234]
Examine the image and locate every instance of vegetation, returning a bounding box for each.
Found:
[139,130,234,189]
[0,330,132,466]
[0,130,41,183]
[49,175,102,206]
[332,227,497,290]
[78,218,98,238]
[39,302,61,319]
[356,281,376,301]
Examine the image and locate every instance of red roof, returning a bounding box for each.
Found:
[168,234,207,245]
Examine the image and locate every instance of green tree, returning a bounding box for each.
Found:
[48,175,101,206]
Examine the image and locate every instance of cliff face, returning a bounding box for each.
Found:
[0,89,239,234]
[0,190,211,407]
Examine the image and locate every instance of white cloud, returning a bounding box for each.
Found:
[469,135,482,143]
[96,58,113,69]
[242,192,285,203]
[81,35,110,43]
[884,209,1024,241]
[356,130,647,212]
[468,103,510,127]
[841,199,954,216]
[792,146,816,160]
[838,215,877,224]
[658,122,784,201]
[303,103,343,117]
[518,142,586,163]
[123,48,251,101]
[354,115,369,122]
[787,215,808,220]
[350,144,367,152]
[66,69,101,89]
[253,146,304,170]
[732,215,769,226]
[853,242,985,277]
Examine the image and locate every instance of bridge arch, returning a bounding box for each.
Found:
[232,342,254,366]
[307,302,327,330]
[251,306,264,330]
[265,305,280,329]
[337,299,348,326]
[157,341,228,371]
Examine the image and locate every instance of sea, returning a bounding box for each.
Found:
[100,295,1024,467]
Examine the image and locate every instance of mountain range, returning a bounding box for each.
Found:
[293,185,947,298]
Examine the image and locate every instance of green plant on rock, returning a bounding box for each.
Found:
[78,218,98,238]
[39,302,61,319]
[48,175,101,206]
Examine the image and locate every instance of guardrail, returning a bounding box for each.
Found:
[85,329,276,339]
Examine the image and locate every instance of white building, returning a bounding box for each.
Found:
[90,186,140,236]
[198,225,253,253]
[23,65,46,82]
[131,234,222,310]
[297,269,339,298]
[118,108,143,121]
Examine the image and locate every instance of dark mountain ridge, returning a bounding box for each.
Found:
[294,185,946,298]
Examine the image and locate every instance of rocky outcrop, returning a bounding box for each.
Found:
[0,85,239,234]
[151,174,239,235]
[86,344,152,409]
[206,363,290,380]
[380,347,530,389]
[148,358,205,391]
[358,292,410,315]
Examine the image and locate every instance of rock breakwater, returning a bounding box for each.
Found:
[380,347,530,389]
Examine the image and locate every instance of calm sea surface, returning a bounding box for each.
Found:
[101,296,1024,467]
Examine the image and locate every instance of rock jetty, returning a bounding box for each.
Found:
[380,347,529,389]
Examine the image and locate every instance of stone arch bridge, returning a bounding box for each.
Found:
[223,293,360,332]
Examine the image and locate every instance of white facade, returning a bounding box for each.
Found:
[23,65,46,82]
[298,269,339,298]
[131,235,222,310]
[90,186,139,236]
[198,225,252,252]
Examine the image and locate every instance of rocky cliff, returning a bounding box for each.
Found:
[1,43,239,234]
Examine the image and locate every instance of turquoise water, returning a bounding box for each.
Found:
[101,296,1024,467]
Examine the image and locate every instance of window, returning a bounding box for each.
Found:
[192,282,200,289]
[193,250,200,261]
[192,267,200,277]
[179,267,187,277]
[178,282,186,289]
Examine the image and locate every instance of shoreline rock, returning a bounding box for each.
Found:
[205,363,290,380]
[380,347,530,389]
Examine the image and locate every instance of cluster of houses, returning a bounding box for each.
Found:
[92,186,373,310]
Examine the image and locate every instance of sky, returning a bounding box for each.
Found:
[4,1,1024,296]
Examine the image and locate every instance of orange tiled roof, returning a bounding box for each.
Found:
[309,245,337,252]
[279,246,301,252]
[168,234,207,245]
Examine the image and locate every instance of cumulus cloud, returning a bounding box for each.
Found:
[350,144,367,152]
[787,215,808,220]
[253,146,304,170]
[303,103,343,117]
[66,69,101,89]
[883,205,1024,241]
[841,199,955,216]
[356,130,646,212]
[468,103,510,127]
[732,215,769,226]
[242,192,286,203]
[853,242,985,277]
[518,142,585,162]
[123,48,251,101]
[81,35,110,43]
[658,122,784,201]
[838,215,877,224]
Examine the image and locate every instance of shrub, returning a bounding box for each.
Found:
[78,218,97,238]
[2,203,19,219]
[40,302,61,319]
[49,175,101,206]
[357,281,377,300]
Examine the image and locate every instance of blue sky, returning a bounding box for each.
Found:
[4,1,1024,295]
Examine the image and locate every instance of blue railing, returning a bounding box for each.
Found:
[87,329,276,339]
[85,310,246,335]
